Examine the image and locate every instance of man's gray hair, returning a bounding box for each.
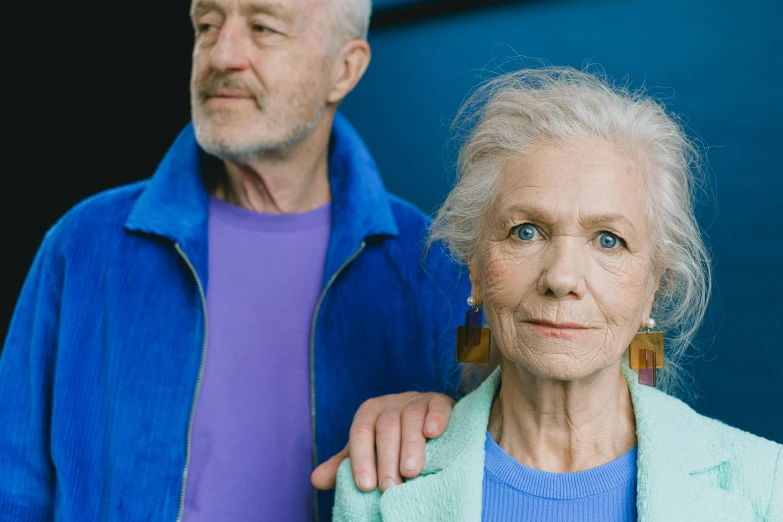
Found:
[332,0,372,42]
[430,66,711,395]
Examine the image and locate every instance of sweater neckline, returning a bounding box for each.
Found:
[483,432,637,499]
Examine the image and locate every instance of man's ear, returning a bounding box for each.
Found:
[327,39,371,104]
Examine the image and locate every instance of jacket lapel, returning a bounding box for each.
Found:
[624,367,755,521]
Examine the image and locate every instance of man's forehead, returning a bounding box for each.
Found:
[190,0,317,17]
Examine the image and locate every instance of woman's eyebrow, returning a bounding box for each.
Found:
[496,203,548,221]
[579,213,637,234]
[496,204,636,233]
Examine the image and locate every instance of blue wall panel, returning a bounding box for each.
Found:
[373,0,414,7]
[342,0,783,441]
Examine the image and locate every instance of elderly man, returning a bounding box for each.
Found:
[0,0,464,520]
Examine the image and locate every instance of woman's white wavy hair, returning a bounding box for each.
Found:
[430,66,712,395]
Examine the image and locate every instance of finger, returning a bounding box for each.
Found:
[423,393,456,439]
[311,445,348,490]
[348,403,382,492]
[374,410,404,492]
[398,395,429,479]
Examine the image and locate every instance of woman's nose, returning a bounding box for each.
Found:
[538,237,588,299]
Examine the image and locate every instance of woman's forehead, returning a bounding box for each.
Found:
[493,140,649,231]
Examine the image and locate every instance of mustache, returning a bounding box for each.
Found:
[196,74,265,109]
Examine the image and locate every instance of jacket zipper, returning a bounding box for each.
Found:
[174,243,209,522]
[309,241,366,522]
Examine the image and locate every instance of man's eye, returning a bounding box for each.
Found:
[197,23,215,34]
[252,24,269,33]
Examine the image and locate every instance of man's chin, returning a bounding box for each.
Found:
[192,114,323,159]
[197,140,258,163]
[193,120,254,153]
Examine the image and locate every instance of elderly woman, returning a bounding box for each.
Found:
[332,67,782,521]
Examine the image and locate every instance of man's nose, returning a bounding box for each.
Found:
[210,18,251,72]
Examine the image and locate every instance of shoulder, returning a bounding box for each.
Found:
[383,194,467,282]
[699,414,783,518]
[40,181,149,263]
[695,408,782,478]
[45,182,147,244]
[639,385,782,516]
[387,193,432,229]
[688,406,782,519]
[645,386,781,460]
[384,194,431,257]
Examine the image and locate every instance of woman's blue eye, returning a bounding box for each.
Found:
[598,232,619,249]
[516,224,538,241]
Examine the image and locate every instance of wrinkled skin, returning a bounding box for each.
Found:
[190,0,336,160]
[475,138,662,473]
[477,138,659,381]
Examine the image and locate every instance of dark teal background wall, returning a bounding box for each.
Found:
[342,0,783,441]
[3,0,781,443]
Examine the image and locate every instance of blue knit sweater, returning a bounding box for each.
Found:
[482,432,637,521]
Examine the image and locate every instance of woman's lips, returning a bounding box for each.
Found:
[525,320,591,340]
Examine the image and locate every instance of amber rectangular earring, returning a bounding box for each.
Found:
[628,319,664,387]
[456,299,491,365]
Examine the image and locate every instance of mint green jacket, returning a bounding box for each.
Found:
[334,367,782,521]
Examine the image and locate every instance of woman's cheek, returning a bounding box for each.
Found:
[481,256,506,301]
[588,257,653,331]
[482,251,537,307]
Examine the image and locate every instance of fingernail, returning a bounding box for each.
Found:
[402,458,417,472]
[382,478,399,491]
[358,473,374,490]
[425,421,438,434]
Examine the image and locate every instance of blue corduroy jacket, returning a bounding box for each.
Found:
[0,114,469,522]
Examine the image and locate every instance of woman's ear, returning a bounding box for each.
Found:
[643,266,667,325]
[653,267,667,293]
[467,257,483,305]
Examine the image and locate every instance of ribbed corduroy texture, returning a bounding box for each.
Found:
[0,114,471,522]
[481,433,637,521]
[334,367,783,521]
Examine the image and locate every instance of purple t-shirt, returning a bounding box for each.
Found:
[182,196,331,521]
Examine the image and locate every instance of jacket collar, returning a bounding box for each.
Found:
[322,113,398,282]
[379,367,754,521]
[124,113,399,283]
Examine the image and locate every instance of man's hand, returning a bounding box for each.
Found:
[311,392,455,493]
